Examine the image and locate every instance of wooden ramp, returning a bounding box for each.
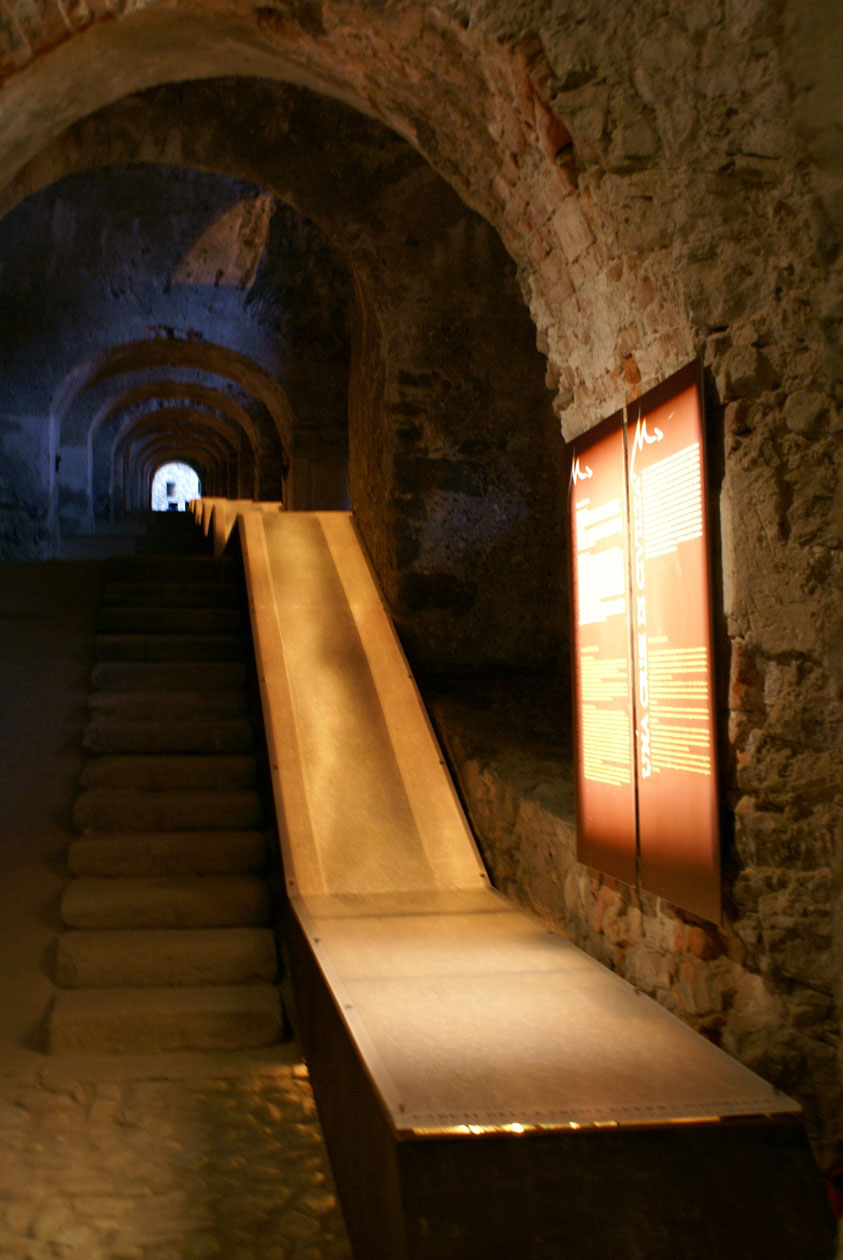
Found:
[225,506,832,1260]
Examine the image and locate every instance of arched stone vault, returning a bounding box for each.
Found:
[102,403,252,510]
[0,0,840,1165]
[90,382,263,509]
[52,334,296,529]
[90,381,263,468]
[120,424,236,512]
[0,157,349,535]
[110,407,246,516]
[1,2,839,422]
[56,338,296,455]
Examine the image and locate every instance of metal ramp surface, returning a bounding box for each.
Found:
[213,504,832,1259]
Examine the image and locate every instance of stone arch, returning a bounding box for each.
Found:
[90,382,262,475]
[125,430,232,509]
[111,407,246,517]
[139,439,222,506]
[52,336,294,531]
[0,1,688,431]
[55,338,294,455]
[91,383,262,511]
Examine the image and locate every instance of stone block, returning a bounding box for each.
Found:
[60,874,272,930]
[55,927,277,988]
[719,345,780,400]
[552,199,595,262]
[68,830,267,877]
[47,984,282,1054]
[783,390,826,436]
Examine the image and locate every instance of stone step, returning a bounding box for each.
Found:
[91,661,246,692]
[73,787,262,832]
[48,983,282,1053]
[83,717,254,754]
[61,875,271,929]
[98,606,242,635]
[102,582,241,609]
[87,690,248,719]
[94,634,244,663]
[134,530,211,558]
[68,830,267,877]
[56,927,277,988]
[103,555,237,585]
[79,754,257,791]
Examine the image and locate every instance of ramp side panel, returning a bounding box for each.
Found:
[241,510,486,898]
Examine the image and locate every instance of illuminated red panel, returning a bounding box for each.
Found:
[569,412,637,885]
[627,362,721,923]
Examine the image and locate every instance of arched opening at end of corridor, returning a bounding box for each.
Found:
[151,462,201,512]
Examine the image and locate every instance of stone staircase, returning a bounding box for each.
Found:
[48,549,283,1054]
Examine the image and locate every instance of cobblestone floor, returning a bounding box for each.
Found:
[0,1056,353,1260]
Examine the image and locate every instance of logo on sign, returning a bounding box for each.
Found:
[571,458,593,485]
[630,416,665,478]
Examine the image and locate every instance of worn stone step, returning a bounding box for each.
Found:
[61,875,271,929]
[87,689,248,719]
[98,606,242,635]
[102,581,241,608]
[73,787,262,832]
[48,983,282,1053]
[83,717,253,754]
[90,661,246,692]
[68,830,267,877]
[79,754,257,791]
[56,927,277,988]
[94,634,244,663]
[103,556,237,585]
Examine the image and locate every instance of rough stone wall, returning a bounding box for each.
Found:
[0,414,55,559]
[343,158,566,668]
[0,0,840,1172]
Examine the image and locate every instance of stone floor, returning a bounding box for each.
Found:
[0,1052,352,1260]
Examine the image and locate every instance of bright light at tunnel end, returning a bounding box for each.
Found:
[151,461,201,511]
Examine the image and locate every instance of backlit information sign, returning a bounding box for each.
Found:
[569,361,720,923]
[570,411,636,886]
